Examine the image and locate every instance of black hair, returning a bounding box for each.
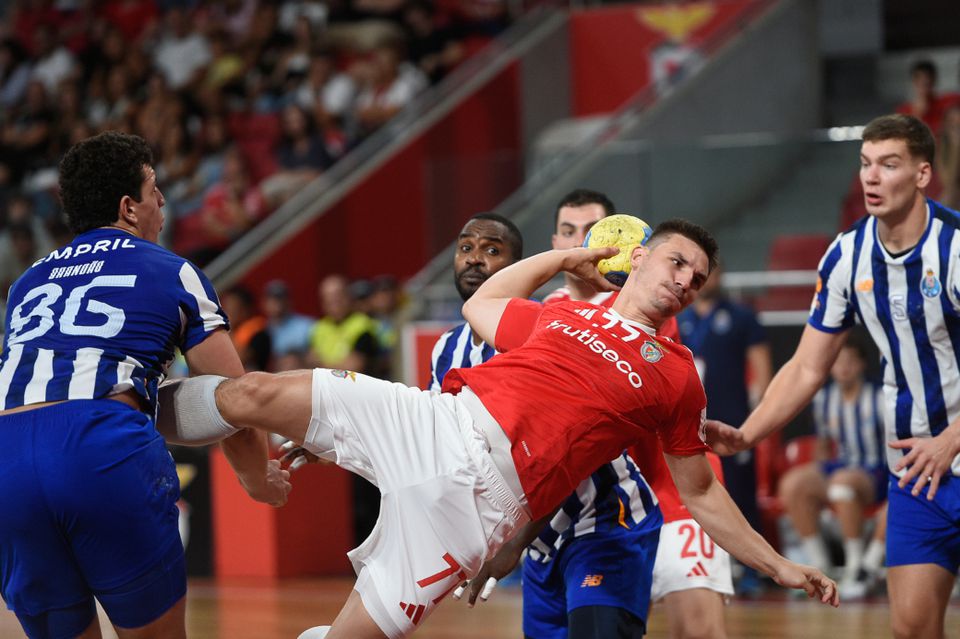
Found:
[647,219,719,273]
[910,60,937,82]
[554,189,616,227]
[467,212,524,260]
[842,333,871,363]
[862,113,936,164]
[58,131,153,234]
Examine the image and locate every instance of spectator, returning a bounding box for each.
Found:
[29,24,76,97]
[308,274,381,373]
[262,103,333,206]
[354,41,428,136]
[936,103,960,210]
[0,39,32,110]
[262,279,315,371]
[402,1,464,84]
[777,338,887,600]
[293,50,357,134]
[1,80,54,182]
[0,222,42,298]
[151,7,212,91]
[896,60,950,135]
[100,0,160,43]
[221,285,273,372]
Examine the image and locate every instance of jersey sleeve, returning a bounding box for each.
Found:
[808,233,856,333]
[494,298,544,352]
[658,369,710,456]
[175,261,228,351]
[428,328,455,391]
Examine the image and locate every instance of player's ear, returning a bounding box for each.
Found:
[630,244,647,267]
[118,195,137,225]
[916,160,932,189]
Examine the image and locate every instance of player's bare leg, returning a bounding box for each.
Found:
[888,564,953,639]
[216,371,315,444]
[324,590,388,639]
[113,596,186,639]
[75,618,103,639]
[827,469,873,541]
[661,589,726,639]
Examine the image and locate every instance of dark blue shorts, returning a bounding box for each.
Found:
[886,473,960,574]
[0,400,185,638]
[820,461,888,502]
[522,509,662,639]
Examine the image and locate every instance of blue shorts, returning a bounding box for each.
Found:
[820,461,888,502]
[0,400,185,638]
[886,473,960,575]
[522,509,662,639]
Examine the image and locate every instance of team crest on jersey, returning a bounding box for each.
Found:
[920,269,942,298]
[330,369,357,381]
[640,340,663,363]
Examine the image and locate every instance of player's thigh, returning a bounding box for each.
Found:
[522,559,569,639]
[887,564,954,638]
[567,605,645,639]
[778,463,825,500]
[662,588,726,639]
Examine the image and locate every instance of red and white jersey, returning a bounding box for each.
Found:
[443,298,708,518]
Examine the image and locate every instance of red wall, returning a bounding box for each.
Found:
[569,0,766,116]
[241,65,523,316]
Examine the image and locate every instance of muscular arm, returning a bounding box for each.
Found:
[185,329,290,506]
[665,452,837,604]
[463,247,617,344]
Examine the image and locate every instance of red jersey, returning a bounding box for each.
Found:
[443,298,708,518]
[542,288,720,522]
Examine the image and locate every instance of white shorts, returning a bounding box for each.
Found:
[305,369,530,638]
[651,518,734,601]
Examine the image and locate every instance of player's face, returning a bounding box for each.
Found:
[454,219,516,301]
[552,204,606,250]
[859,139,930,221]
[137,164,165,243]
[630,234,709,319]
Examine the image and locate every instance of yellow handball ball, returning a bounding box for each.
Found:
[583,214,653,286]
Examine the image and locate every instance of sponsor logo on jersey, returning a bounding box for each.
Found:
[580,574,604,587]
[330,369,357,381]
[856,278,874,293]
[546,317,644,389]
[640,340,663,363]
[921,268,942,298]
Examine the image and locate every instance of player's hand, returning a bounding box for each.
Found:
[240,459,292,507]
[702,419,747,456]
[453,545,524,608]
[561,247,621,293]
[890,433,958,500]
[772,560,839,607]
[280,440,323,471]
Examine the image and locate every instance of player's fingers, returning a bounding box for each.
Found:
[452,582,468,600]
[911,467,931,496]
[928,472,942,501]
[467,577,485,607]
[280,440,297,453]
[290,456,308,471]
[888,437,916,450]
[479,577,498,601]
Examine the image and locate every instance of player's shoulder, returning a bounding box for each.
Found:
[930,198,960,231]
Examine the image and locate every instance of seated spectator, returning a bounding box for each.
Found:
[353,41,428,137]
[403,0,465,84]
[936,103,960,210]
[0,39,32,110]
[777,337,887,600]
[0,221,43,297]
[151,7,212,92]
[896,60,950,135]
[309,274,381,373]
[293,51,357,132]
[221,285,272,372]
[1,80,54,182]
[261,103,333,206]
[262,279,315,371]
[29,25,76,97]
[191,148,269,264]
[100,0,160,44]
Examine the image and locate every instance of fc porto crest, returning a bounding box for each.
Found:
[640,340,663,363]
[331,369,357,381]
[920,268,942,298]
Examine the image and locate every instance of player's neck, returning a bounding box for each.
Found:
[610,296,660,333]
[564,274,598,301]
[102,223,140,238]
[875,195,928,254]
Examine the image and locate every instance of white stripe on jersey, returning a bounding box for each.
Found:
[0,344,25,410]
[69,347,103,398]
[178,263,223,332]
[23,348,55,405]
[113,355,142,395]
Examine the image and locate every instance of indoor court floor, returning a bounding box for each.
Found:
[3,577,959,638]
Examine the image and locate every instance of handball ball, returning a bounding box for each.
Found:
[583,214,653,287]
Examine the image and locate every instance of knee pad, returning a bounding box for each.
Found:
[827,483,856,503]
[155,376,238,446]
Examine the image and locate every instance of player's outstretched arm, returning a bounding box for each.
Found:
[665,452,839,607]
[707,324,847,454]
[463,247,618,344]
[183,330,292,507]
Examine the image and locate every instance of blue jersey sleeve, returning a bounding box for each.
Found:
[172,261,228,352]
[808,233,856,334]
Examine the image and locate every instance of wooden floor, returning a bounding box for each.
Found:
[3,577,959,638]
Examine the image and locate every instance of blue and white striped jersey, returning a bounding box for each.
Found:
[809,199,960,476]
[429,320,659,564]
[0,228,226,414]
[812,380,885,471]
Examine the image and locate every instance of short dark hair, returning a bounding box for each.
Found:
[842,333,871,363]
[910,60,937,81]
[224,285,256,309]
[59,131,153,234]
[647,219,719,273]
[862,113,935,164]
[554,189,616,228]
[468,212,523,260]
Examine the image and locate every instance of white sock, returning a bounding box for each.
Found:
[863,538,885,573]
[801,535,831,571]
[298,626,331,639]
[843,538,865,581]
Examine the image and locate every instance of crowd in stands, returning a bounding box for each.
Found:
[0,0,509,283]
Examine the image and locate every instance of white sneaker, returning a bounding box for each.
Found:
[839,572,873,600]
